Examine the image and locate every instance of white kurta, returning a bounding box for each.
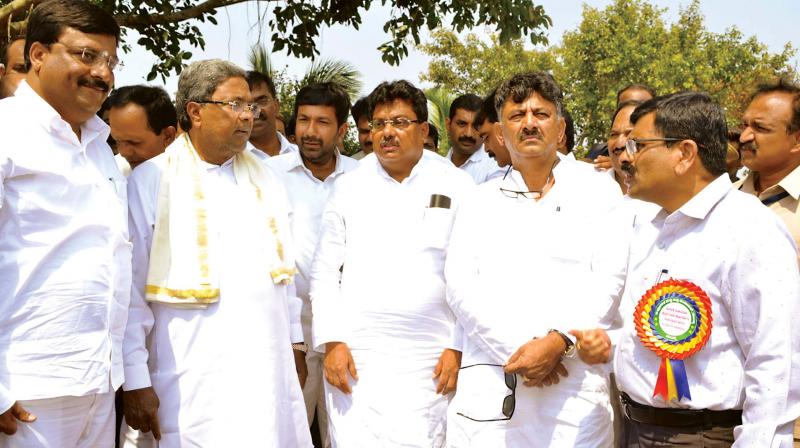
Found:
[445,155,628,447]
[446,145,505,184]
[310,151,475,447]
[123,146,312,447]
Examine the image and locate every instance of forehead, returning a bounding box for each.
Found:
[109,103,154,135]
[297,103,337,119]
[250,81,272,98]
[452,108,477,121]
[6,39,25,61]
[629,111,659,137]
[744,92,794,121]
[210,76,251,100]
[619,88,652,104]
[502,92,556,113]
[372,98,416,119]
[57,27,117,52]
[611,105,636,128]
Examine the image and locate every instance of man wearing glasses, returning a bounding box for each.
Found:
[310,80,474,446]
[0,0,131,445]
[122,59,312,447]
[613,92,800,446]
[245,70,298,159]
[445,72,628,446]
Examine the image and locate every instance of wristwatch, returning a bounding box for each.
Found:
[291,342,308,353]
[548,329,576,358]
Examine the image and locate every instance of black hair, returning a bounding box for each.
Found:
[367,80,428,122]
[285,113,296,138]
[104,85,177,134]
[293,82,351,127]
[751,78,800,134]
[350,96,370,123]
[494,72,564,119]
[476,88,499,124]
[1,35,25,66]
[427,124,439,148]
[630,91,727,176]
[245,70,277,98]
[25,0,120,70]
[616,84,657,104]
[563,108,575,152]
[449,93,483,119]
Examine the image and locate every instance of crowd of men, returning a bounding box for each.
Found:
[0,1,799,447]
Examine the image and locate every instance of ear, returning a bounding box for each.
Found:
[674,139,699,176]
[186,102,203,129]
[0,63,5,78]
[557,115,566,146]
[28,42,49,73]
[445,117,451,129]
[161,126,177,146]
[336,122,348,141]
[494,122,505,147]
[789,129,800,155]
[420,121,430,139]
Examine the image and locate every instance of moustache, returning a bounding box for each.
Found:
[458,136,476,145]
[301,137,323,146]
[380,137,398,146]
[78,77,110,93]
[518,128,542,141]
[621,162,635,175]
[740,141,757,152]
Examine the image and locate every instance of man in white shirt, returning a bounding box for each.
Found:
[0,35,26,99]
[605,100,645,194]
[310,80,474,447]
[475,88,511,169]
[265,82,359,446]
[106,85,177,173]
[121,59,312,447]
[245,69,297,159]
[0,1,131,445]
[445,72,628,447]
[613,91,800,446]
[446,93,505,183]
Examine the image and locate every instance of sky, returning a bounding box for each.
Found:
[114,0,799,98]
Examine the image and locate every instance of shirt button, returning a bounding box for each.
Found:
[657,242,666,250]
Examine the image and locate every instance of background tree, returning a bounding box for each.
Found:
[0,0,552,82]
[420,0,797,152]
[424,86,456,154]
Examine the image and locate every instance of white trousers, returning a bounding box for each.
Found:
[0,392,115,448]
[304,350,330,448]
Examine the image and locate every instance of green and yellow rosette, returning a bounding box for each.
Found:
[633,279,712,402]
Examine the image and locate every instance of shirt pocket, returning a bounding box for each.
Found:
[420,206,455,250]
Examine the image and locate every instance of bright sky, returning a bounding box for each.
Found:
[114,0,799,98]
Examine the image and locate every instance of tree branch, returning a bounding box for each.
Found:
[0,0,38,34]
[117,0,276,27]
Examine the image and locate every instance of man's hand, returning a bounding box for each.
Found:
[433,348,462,395]
[293,349,309,388]
[324,342,358,394]
[123,387,161,440]
[0,402,36,435]
[593,155,613,171]
[530,362,568,388]
[505,333,568,387]
[570,329,612,364]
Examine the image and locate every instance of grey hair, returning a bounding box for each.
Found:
[176,59,246,130]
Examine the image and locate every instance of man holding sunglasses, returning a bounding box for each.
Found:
[614,92,800,446]
[445,72,628,446]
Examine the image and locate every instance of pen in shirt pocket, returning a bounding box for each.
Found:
[108,177,118,194]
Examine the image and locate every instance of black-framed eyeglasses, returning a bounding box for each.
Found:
[196,100,261,118]
[624,138,682,158]
[49,42,123,71]
[368,118,420,131]
[456,363,516,422]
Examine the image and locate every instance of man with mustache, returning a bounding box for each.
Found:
[613,92,799,446]
[735,79,800,254]
[310,80,474,446]
[606,100,644,194]
[106,85,177,175]
[445,72,627,447]
[245,70,297,158]
[350,96,373,160]
[446,93,505,184]
[0,0,132,445]
[475,88,512,169]
[122,59,312,447]
[0,34,26,99]
[265,82,358,447]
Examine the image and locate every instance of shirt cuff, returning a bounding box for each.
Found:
[122,363,153,391]
[290,321,304,344]
[447,323,464,352]
[0,383,13,414]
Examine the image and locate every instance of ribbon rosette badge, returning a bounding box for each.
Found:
[633,279,712,402]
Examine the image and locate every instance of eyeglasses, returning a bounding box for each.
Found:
[368,118,420,131]
[50,42,123,71]
[254,96,274,107]
[455,363,516,422]
[196,100,261,118]
[624,138,682,158]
